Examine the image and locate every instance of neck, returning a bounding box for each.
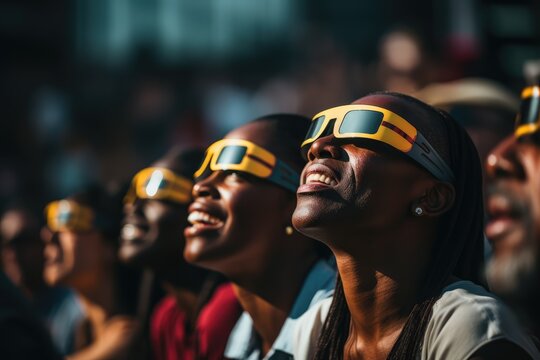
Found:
[232,249,318,355]
[329,221,435,358]
[74,266,119,317]
[163,282,200,330]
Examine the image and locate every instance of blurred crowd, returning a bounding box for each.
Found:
[2,1,540,360]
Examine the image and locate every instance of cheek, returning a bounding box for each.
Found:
[226,188,288,247]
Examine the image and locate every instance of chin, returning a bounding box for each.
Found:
[486,248,540,301]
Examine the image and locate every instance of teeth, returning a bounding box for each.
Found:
[188,211,224,226]
[306,173,337,186]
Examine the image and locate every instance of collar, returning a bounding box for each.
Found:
[224,259,336,359]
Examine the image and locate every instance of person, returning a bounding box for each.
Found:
[119,147,242,360]
[1,208,85,355]
[484,84,540,340]
[414,78,519,164]
[1,208,48,298]
[0,269,62,360]
[43,185,141,360]
[184,114,336,359]
[291,92,540,359]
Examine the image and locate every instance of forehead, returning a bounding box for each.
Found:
[225,122,274,149]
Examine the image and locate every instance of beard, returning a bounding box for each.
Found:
[485,248,540,325]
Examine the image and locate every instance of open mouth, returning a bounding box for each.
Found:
[298,163,339,193]
[187,211,225,228]
[485,193,524,241]
[305,172,337,186]
[185,202,226,238]
[121,223,148,243]
[121,216,149,243]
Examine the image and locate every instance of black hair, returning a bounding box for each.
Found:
[156,146,205,181]
[68,184,124,244]
[68,184,142,315]
[250,113,312,173]
[249,114,333,260]
[314,92,485,359]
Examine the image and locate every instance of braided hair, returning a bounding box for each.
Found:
[314,92,485,359]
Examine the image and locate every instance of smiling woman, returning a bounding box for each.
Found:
[291,92,540,360]
[184,114,336,360]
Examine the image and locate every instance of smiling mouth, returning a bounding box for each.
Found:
[187,211,224,229]
[485,194,525,241]
[121,223,148,243]
[305,172,338,186]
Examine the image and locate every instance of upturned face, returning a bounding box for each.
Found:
[119,159,193,268]
[292,100,437,248]
[43,227,111,288]
[120,197,187,267]
[183,122,298,278]
[484,134,540,296]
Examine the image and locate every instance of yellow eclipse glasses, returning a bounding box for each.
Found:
[515,86,540,139]
[45,200,95,232]
[194,138,300,192]
[301,104,455,183]
[124,167,193,205]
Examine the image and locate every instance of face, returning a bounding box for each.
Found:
[43,227,111,288]
[184,123,298,277]
[484,135,540,297]
[293,101,439,248]
[120,197,188,267]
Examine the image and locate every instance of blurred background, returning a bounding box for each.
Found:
[1,0,539,212]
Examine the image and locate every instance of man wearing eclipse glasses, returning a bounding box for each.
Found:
[485,85,540,340]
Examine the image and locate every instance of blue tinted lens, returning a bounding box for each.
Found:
[517,96,540,125]
[339,110,384,135]
[305,116,326,140]
[216,146,247,165]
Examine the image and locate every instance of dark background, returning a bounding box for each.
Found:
[1,0,539,212]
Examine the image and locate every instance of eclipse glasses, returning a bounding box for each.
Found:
[515,86,540,139]
[124,167,193,205]
[194,138,300,192]
[45,200,95,232]
[301,104,455,183]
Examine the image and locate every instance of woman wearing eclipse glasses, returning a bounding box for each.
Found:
[43,186,142,360]
[291,93,540,360]
[184,114,336,360]
[120,148,242,360]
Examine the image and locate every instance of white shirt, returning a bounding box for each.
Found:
[292,280,540,360]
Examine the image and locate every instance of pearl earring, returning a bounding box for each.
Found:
[414,207,424,216]
[285,226,294,235]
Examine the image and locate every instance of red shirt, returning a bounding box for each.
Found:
[150,283,242,360]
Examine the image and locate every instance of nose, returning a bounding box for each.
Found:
[192,174,220,199]
[124,197,144,215]
[307,135,342,162]
[485,136,525,181]
[44,232,61,259]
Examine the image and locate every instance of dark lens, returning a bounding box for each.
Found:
[339,110,384,135]
[216,145,247,165]
[517,96,540,125]
[304,116,326,141]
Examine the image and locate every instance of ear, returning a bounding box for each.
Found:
[414,182,455,217]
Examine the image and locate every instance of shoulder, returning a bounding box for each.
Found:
[150,295,184,330]
[422,281,540,360]
[291,297,334,360]
[197,283,242,333]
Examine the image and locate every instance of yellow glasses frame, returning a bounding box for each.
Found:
[515,86,540,138]
[45,200,95,232]
[194,139,277,179]
[194,138,300,192]
[302,104,417,152]
[302,104,454,183]
[124,167,193,205]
